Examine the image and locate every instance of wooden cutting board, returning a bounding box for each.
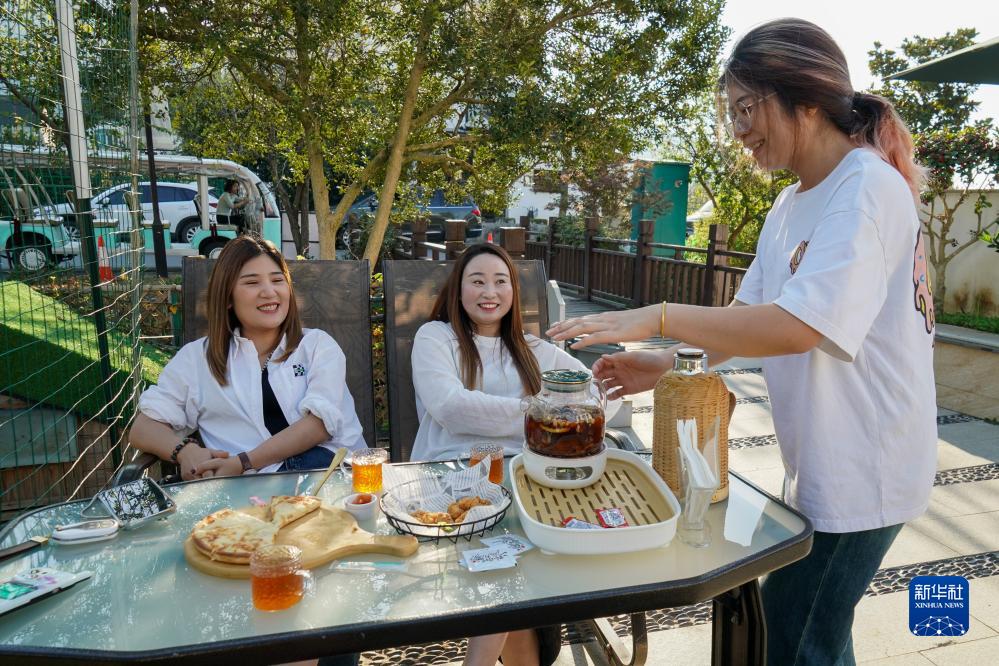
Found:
[184,503,418,579]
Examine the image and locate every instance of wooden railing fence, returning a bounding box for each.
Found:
[393,216,754,309]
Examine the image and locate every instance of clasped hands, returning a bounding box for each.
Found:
[176,445,243,480]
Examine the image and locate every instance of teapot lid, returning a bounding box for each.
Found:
[541,369,591,392]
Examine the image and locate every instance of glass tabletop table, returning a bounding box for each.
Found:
[0,454,812,665]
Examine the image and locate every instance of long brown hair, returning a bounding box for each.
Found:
[204,235,303,385]
[723,18,923,198]
[429,244,542,395]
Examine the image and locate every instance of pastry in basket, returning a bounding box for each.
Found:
[412,510,453,525]
[268,495,321,527]
[447,496,492,521]
[190,508,279,564]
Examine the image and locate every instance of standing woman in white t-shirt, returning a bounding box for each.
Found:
[548,18,936,666]
[411,244,582,665]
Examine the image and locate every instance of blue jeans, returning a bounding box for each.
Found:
[278,445,334,471]
[762,523,903,666]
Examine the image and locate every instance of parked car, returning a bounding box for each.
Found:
[340,189,482,248]
[37,181,219,245]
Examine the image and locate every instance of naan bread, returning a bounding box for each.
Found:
[191,508,278,564]
[268,495,321,528]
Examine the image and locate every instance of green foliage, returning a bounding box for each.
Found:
[147,1,729,261]
[981,229,999,254]
[867,30,999,311]
[0,281,169,419]
[915,126,999,200]
[1,0,130,153]
[936,312,999,335]
[867,29,984,134]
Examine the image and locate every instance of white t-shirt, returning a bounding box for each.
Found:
[735,148,936,533]
[138,328,368,472]
[410,320,592,462]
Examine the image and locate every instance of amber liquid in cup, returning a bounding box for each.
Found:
[250,545,304,611]
[469,445,504,484]
[252,571,304,611]
[351,449,389,494]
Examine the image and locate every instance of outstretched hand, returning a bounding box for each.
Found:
[546,305,658,349]
[593,350,674,398]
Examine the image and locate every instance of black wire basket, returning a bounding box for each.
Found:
[380,483,513,544]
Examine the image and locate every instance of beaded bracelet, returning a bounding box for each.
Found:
[170,437,196,463]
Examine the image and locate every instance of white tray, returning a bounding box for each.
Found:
[510,448,680,555]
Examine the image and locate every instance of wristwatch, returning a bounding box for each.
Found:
[237,452,255,472]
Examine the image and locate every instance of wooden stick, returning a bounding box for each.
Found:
[309,447,349,496]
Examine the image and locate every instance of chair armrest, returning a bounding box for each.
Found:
[546,280,566,348]
[114,450,161,486]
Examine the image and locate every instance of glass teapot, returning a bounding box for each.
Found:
[522,369,607,459]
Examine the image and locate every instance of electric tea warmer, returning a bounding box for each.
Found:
[522,369,607,489]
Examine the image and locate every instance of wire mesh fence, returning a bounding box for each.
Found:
[0,0,156,521]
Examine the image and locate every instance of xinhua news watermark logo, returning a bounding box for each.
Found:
[909,575,969,636]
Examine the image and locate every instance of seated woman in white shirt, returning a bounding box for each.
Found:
[129,235,368,479]
[411,244,590,666]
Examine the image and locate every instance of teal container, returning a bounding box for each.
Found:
[631,161,690,255]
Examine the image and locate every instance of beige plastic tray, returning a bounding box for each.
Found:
[511,449,680,555]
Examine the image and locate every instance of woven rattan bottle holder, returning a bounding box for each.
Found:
[652,372,735,503]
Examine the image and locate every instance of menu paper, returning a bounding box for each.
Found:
[461,546,518,571]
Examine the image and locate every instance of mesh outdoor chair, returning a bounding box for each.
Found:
[115,257,376,484]
[382,258,548,464]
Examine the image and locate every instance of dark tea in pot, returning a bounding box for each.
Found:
[524,406,605,458]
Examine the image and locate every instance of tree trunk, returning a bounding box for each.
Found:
[364,51,427,270]
[304,118,335,259]
[558,179,570,218]
[298,179,311,257]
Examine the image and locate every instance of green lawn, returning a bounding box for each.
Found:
[1,280,169,418]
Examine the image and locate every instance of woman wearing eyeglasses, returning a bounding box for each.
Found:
[548,18,935,666]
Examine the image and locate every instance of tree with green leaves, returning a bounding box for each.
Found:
[169,75,316,255]
[1,0,129,158]
[913,126,999,310]
[869,29,999,311]
[868,29,983,134]
[146,0,727,266]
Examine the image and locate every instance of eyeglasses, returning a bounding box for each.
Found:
[726,92,776,136]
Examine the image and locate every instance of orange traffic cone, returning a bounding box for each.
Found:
[486,231,494,244]
[97,235,114,283]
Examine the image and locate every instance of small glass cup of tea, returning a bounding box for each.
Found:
[250,544,305,611]
[466,443,504,484]
[350,448,390,494]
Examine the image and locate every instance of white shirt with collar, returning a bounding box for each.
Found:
[138,328,368,472]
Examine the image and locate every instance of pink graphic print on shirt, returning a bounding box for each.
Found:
[789,241,808,275]
[912,233,935,334]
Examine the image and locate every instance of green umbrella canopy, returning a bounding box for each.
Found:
[886,36,999,85]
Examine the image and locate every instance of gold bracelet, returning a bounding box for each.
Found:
[660,301,667,338]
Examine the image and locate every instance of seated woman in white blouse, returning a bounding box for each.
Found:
[411,243,601,665]
[129,235,368,479]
